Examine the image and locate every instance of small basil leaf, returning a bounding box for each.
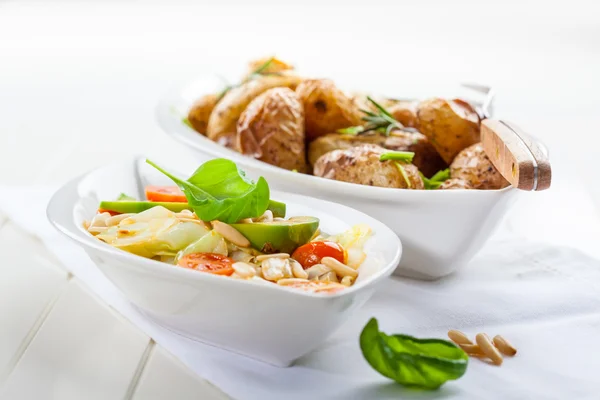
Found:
[146,159,270,223]
[360,318,468,389]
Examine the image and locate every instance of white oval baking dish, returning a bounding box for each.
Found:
[157,77,520,279]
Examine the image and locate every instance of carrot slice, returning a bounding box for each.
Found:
[145,185,187,203]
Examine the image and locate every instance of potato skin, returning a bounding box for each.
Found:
[237,87,308,172]
[416,98,480,164]
[387,101,418,127]
[308,129,446,178]
[207,73,304,142]
[296,79,363,141]
[313,144,424,189]
[246,57,294,77]
[450,143,510,190]
[438,178,472,190]
[187,93,219,135]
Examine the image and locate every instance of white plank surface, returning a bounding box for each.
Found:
[1,280,150,400]
[0,223,69,384]
[133,345,228,400]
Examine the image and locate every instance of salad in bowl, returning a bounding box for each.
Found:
[47,157,401,366]
[85,159,372,293]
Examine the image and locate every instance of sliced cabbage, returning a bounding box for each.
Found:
[96,206,209,258]
[328,224,372,269]
[175,230,228,262]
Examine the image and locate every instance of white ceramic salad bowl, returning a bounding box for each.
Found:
[157,77,519,280]
[47,158,401,367]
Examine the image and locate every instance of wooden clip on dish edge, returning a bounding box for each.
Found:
[481,119,551,191]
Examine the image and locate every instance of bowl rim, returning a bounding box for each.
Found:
[156,78,515,202]
[46,158,402,300]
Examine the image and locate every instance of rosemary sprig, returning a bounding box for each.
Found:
[217,57,277,100]
[339,96,418,137]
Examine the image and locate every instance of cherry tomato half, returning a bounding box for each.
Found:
[291,241,346,269]
[145,185,187,203]
[177,253,234,276]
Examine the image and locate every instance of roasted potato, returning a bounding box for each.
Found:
[416,98,480,164]
[450,143,510,189]
[308,129,446,177]
[308,134,384,166]
[237,87,308,172]
[438,178,472,190]
[246,57,294,77]
[187,93,219,135]
[313,144,424,189]
[207,73,304,142]
[387,101,418,127]
[296,79,363,141]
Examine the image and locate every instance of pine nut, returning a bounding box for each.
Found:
[290,259,308,279]
[277,278,310,286]
[448,330,473,345]
[211,221,250,248]
[318,271,339,283]
[238,218,253,224]
[255,253,290,261]
[476,333,503,366]
[232,262,256,278]
[87,226,109,234]
[340,276,355,286]
[459,344,484,356]
[321,257,358,278]
[306,264,331,280]
[255,210,273,222]
[493,335,517,356]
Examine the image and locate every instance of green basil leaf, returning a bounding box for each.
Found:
[146,159,270,223]
[360,318,468,389]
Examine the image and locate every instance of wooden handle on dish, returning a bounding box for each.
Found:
[481,119,551,191]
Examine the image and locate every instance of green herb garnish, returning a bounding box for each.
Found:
[360,318,468,389]
[217,57,277,100]
[421,168,451,190]
[393,162,411,188]
[379,151,415,163]
[146,158,271,223]
[116,193,136,201]
[337,126,365,135]
[359,96,404,136]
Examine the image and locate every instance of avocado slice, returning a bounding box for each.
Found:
[99,199,286,218]
[230,216,319,254]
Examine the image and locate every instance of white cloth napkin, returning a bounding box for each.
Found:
[1,185,600,400]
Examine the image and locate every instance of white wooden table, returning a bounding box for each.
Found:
[1,1,599,398]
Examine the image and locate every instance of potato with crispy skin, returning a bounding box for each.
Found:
[237,87,308,172]
[207,73,304,142]
[387,101,418,127]
[416,98,480,164]
[245,57,294,77]
[296,79,363,141]
[308,129,446,177]
[438,178,472,190]
[313,144,424,189]
[187,93,220,135]
[450,143,510,189]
